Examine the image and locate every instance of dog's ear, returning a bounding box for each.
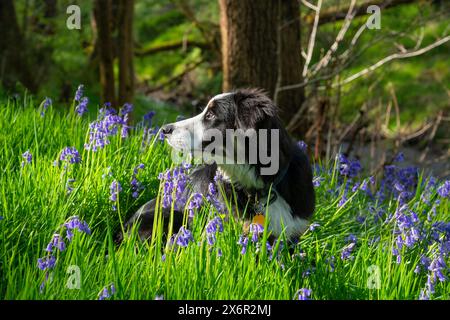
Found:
[234,88,277,129]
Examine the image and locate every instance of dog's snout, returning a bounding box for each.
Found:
[161,124,175,135]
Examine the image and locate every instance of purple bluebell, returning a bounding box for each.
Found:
[22,150,32,166]
[437,180,450,198]
[98,283,116,300]
[297,141,308,153]
[206,216,223,245]
[110,180,122,207]
[176,226,194,247]
[66,178,75,194]
[60,147,81,164]
[74,85,84,102]
[394,152,404,163]
[296,288,312,300]
[64,216,91,236]
[40,97,52,117]
[428,255,447,282]
[312,177,322,187]
[75,97,88,116]
[238,235,249,255]
[159,165,191,211]
[120,103,133,115]
[419,289,430,300]
[133,163,145,175]
[309,223,320,231]
[249,223,264,243]
[37,255,56,270]
[45,234,66,252]
[143,111,156,127]
[340,242,355,260]
[121,114,130,138]
[85,110,126,151]
[338,154,362,178]
[188,193,203,218]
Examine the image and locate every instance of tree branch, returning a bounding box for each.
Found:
[333,35,450,88]
[135,40,209,56]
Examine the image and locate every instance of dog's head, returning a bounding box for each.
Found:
[162,89,292,177]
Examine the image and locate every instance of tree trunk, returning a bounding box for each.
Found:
[219,0,279,96]
[94,0,117,106]
[275,0,305,128]
[219,0,305,131]
[0,0,37,92]
[117,0,135,106]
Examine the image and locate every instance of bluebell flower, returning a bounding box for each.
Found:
[419,289,430,300]
[21,150,32,167]
[393,152,404,163]
[75,97,88,116]
[309,223,320,231]
[45,234,66,252]
[297,141,308,153]
[66,178,75,194]
[60,147,81,164]
[295,288,312,300]
[98,283,116,300]
[64,216,91,237]
[312,177,323,187]
[338,154,362,178]
[40,97,52,117]
[188,193,203,218]
[340,242,355,260]
[74,84,84,102]
[159,165,191,211]
[130,164,145,198]
[37,255,56,271]
[206,216,223,245]
[249,223,264,243]
[143,111,156,127]
[121,115,130,138]
[175,226,194,247]
[428,255,447,282]
[437,180,450,198]
[84,110,127,151]
[238,235,249,255]
[120,103,133,115]
[110,180,122,208]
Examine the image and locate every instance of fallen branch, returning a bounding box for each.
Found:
[135,40,209,56]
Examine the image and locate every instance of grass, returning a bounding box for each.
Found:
[0,96,449,300]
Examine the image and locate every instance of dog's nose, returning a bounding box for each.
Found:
[161,124,175,135]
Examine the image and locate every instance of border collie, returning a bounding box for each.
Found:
[117,89,315,243]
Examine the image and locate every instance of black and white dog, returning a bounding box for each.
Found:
[117,89,315,243]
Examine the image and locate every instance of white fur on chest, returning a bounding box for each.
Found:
[217,164,264,189]
[263,192,310,239]
[216,165,309,239]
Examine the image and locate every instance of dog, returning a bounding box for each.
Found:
[116,89,315,243]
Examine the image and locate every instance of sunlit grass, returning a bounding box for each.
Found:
[0,98,448,300]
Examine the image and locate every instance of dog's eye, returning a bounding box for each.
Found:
[205,111,215,121]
